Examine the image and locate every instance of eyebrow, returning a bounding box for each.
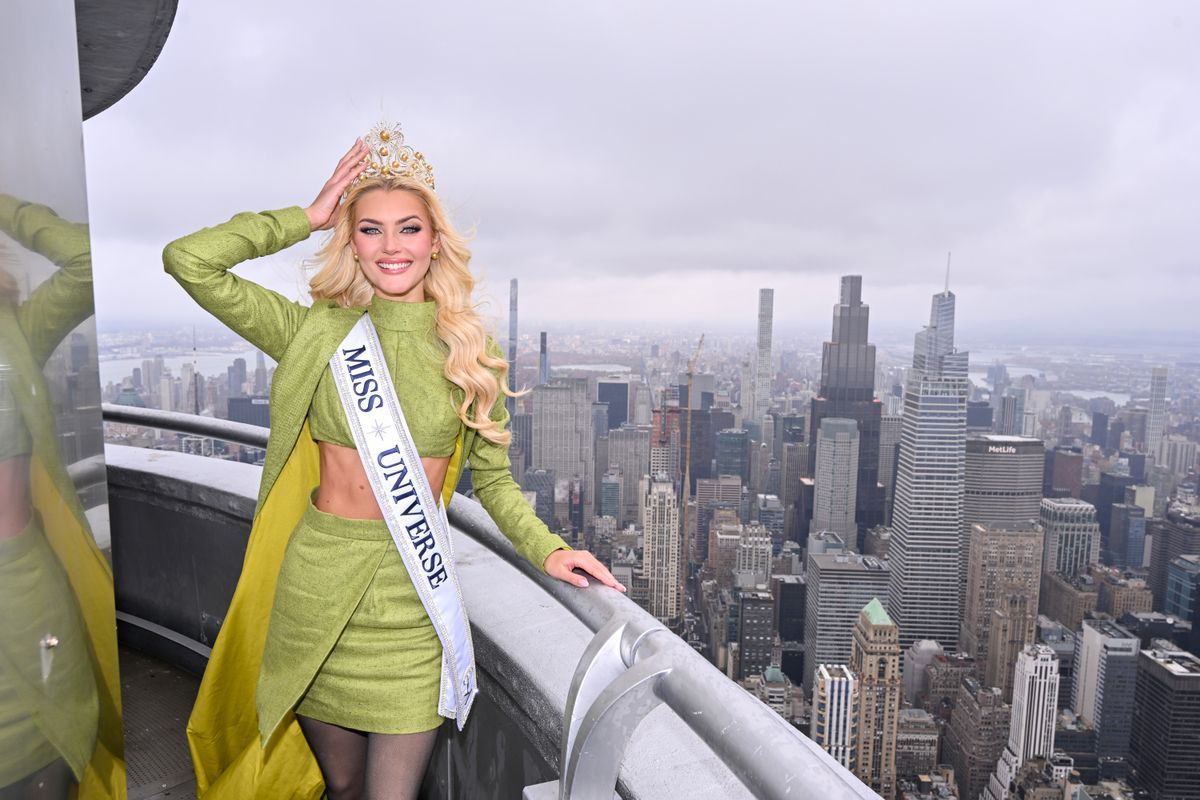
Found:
[358,215,422,225]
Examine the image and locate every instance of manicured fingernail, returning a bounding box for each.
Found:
[578,578,589,587]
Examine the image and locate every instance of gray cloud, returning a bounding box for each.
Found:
[84,0,1200,338]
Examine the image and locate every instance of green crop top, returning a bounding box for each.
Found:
[308,298,460,456]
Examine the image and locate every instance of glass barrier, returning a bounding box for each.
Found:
[0,1,124,797]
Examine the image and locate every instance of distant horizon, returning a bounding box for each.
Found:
[96,315,1200,359]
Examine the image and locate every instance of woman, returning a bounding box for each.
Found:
[0,195,123,800]
[171,126,623,800]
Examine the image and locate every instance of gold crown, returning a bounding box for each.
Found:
[357,122,435,189]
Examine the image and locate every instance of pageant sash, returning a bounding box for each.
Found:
[329,314,477,730]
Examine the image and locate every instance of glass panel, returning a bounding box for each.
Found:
[0,1,124,797]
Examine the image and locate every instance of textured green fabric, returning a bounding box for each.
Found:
[0,514,99,785]
[257,501,441,738]
[309,299,460,457]
[162,206,568,571]
[0,195,96,459]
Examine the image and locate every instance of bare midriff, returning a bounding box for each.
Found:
[314,441,450,519]
[0,456,33,539]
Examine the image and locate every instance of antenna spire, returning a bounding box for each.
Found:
[945,252,952,292]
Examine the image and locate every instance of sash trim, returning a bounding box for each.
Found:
[329,314,477,730]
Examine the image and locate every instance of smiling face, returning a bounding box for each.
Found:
[351,188,439,302]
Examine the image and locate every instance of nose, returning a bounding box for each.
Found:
[382,233,401,253]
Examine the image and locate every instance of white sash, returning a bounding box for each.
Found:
[329,314,477,730]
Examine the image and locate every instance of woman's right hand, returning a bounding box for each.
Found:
[303,139,370,231]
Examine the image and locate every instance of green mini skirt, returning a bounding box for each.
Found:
[256,500,443,741]
[0,513,98,787]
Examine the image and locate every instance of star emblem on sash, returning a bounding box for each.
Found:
[369,420,392,441]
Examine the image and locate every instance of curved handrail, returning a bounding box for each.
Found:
[449,497,876,800]
[102,403,269,448]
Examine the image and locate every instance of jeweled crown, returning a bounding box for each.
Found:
[357,122,435,190]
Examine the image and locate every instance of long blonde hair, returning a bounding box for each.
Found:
[309,177,516,445]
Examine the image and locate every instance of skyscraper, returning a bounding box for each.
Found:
[507,278,518,416]
[813,418,860,542]
[597,376,630,431]
[1040,498,1100,578]
[811,664,858,771]
[643,475,681,627]
[538,331,549,385]
[960,522,1044,694]
[1146,366,1167,462]
[962,435,1045,608]
[983,645,1060,800]
[753,288,774,424]
[878,414,902,523]
[943,677,1011,800]
[532,378,595,525]
[608,424,651,527]
[803,552,890,695]
[1129,648,1200,800]
[1072,619,1138,765]
[850,599,902,797]
[809,276,884,537]
[1149,499,1200,612]
[888,285,969,650]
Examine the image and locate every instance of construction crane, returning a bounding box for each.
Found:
[679,333,704,629]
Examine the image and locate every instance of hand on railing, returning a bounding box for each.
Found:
[543,549,626,593]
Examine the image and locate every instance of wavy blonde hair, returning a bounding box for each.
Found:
[308,177,516,445]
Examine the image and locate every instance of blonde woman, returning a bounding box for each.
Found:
[170,129,623,800]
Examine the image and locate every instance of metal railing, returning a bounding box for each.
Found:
[101,406,877,800]
[102,403,269,449]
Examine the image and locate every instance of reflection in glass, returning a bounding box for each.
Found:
[0,197,122,798]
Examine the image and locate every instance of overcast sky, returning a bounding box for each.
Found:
[82,1,1199,343]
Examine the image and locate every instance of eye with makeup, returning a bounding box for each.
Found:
[356,224,423,235]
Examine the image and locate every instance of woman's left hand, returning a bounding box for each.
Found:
[544,549,626,593]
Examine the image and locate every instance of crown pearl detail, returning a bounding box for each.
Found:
[355,122,436,190]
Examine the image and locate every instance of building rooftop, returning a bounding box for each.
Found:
[1144,648,1200,676]
[861,597,894,626]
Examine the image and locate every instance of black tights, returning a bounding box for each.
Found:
[0,759,73,800]
[297,715,438,800]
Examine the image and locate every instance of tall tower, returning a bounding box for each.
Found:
[811,664,858,771]
[532,379,595,525]
[813,418,860,542]
[961,523,1044,697]
[1129,648,1200,799]
[538,331,549,386]
[803,552,890,695]
[809,276,884,538]
[643,475,681,627]
[850,599,902,797]
[507,278,518,416]
[962,435,1045,583]
[1147,366,1167,462]
[1040,498,1100,578]
[983,644,1060,800]
[1072,619,1138,764]
[754,288,774,424]
[888,285,970,650]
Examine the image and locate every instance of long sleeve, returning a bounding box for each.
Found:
[162,207,313,362]
[468,343,569,573]
[0,195,95,368]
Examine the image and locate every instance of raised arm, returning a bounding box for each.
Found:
[0,194,95,367]
[162,140,371,361]
[162,207,312,362]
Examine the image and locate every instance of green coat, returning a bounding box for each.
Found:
[167,207,567,798]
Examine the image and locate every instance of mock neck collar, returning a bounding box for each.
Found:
[368,296,438,332]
